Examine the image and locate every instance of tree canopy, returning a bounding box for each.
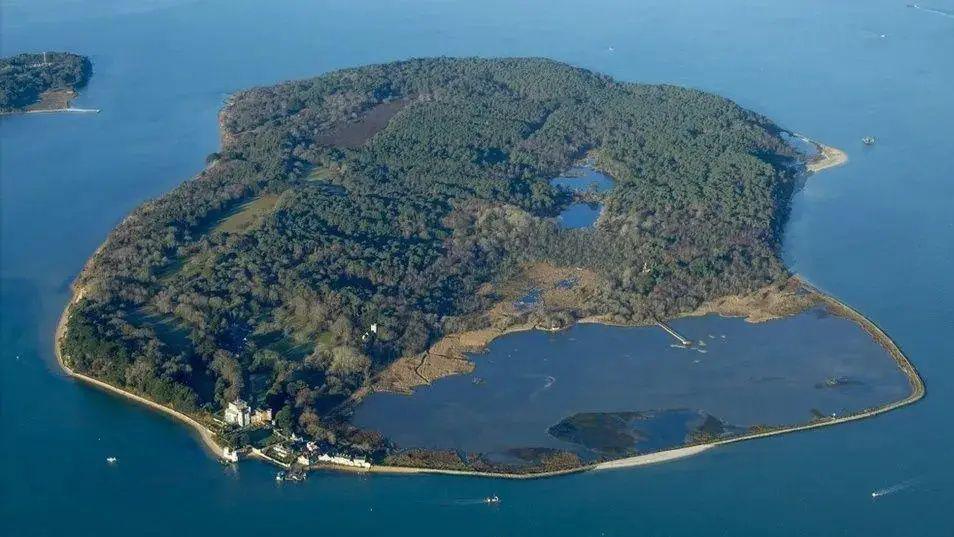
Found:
[60,58,800,448]
[0,52,91,112]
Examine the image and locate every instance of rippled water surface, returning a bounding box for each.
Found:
[353,309,910,458]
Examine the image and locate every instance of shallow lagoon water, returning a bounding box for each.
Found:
[353,308,910,458]
[3,0,953,535]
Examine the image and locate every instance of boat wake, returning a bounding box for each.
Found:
[529,375,557,399]
[908,4,954,18]
[451,496,500,506]
[871,478,920,499]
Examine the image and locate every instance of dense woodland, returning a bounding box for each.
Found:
[0,52,91,112]
[60,58,800,452]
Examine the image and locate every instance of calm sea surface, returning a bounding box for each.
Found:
[2,1,952,535]
[354,309,910,458]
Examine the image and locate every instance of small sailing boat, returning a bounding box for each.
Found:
[862,136,876,145]
[106,457,117,464]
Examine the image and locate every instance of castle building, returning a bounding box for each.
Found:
[224,399,251,427]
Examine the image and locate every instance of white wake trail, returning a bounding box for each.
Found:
[909,4,954,19]
[871,477,920,498]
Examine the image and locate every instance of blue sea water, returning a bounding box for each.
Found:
[2,1,953,535]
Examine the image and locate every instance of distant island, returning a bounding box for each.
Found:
[55,58,922,477]
[1,52,93,114]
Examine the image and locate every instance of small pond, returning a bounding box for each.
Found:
[551,167,614,229]
[551,166,615,193]
[352,307,911,461]
[556,203,603,229]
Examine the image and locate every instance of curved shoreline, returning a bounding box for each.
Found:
[793,133,849,173]
[54,295,226,459]
[363,277,925,479]
[53,273,925,479]
[52,134,925,479]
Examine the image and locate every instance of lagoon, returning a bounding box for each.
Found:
[353,308,910,460]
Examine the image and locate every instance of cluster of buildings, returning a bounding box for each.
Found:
[220,399,371,471]
[223,399,273,427]
[296,441,371,469]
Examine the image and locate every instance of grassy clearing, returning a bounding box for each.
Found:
[213,194,280,234]
[251,330,315,362]
[306,164,341,182]
[157,194,278,282]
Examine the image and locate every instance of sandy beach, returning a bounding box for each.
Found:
[593,445,713,471]
[804,139,849,173]
[54,293,226,459]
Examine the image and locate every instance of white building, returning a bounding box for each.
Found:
[222,447,240,463]
[317,453,371,469]
[224,399,251,427]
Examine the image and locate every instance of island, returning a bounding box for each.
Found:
[55,58,922,478]
[1,52,93,114]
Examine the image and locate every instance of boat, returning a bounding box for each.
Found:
[862,136,876,145]
[275,471,285,481]
[105,457,117,464]
[485,495,500,504]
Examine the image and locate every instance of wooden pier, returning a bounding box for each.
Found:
[656,320,692,346]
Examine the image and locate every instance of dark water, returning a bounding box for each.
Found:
[3,1,953,535]
[353,309,910,458]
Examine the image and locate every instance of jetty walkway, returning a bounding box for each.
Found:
[656,320,692,346]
